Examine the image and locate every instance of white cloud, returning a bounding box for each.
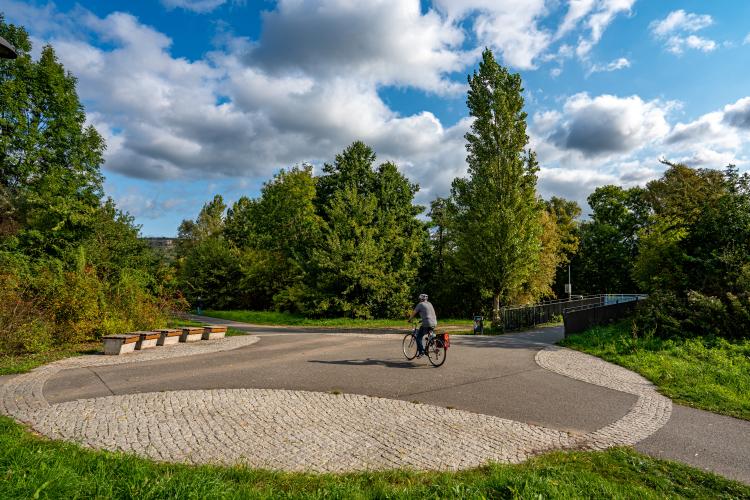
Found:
[650,10,716,54]
[665,34,717,54]
[433,0,551,70]
[744,33,750,45]
[649,10,713,37]
[723,97,750,129]
[161,0,228,13]
[250,0,467,95]
[433,0,633,69]
[575,0,636,59]
[588,57,630,74]
[543,93,672,156]
[673,148,744,168]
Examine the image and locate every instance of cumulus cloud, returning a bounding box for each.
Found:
[723,97,750,129]
[7,1,473,188]
[161,0,228,13]
[665,34,717,54]
[250,0,466,94]
[543,93,672,156]
[661,96,750,169]
[587,57,630,74]
[650,10,717,54]
[433,0,632,69]
[650,10,713,37]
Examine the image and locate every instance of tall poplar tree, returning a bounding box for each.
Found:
[450,49,543,325]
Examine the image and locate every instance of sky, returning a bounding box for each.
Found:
[3,0,750,236]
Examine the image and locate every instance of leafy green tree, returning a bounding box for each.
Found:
[633,163,750,339]
[573,185,647,294]
[176,194,226,258]
[546,197,582,297]
[635,163,750,296]
[0,17,173,352]
[1,17,105,257]
[307,142,424,318]
[448,49,543,324]
[224,165,322,311]
[179,236,245,310]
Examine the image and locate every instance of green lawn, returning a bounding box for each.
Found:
[0,318,240,376]
[202,310,474,328]
[0,342,101,376]
[561,321,750,420]
[1,417,746,499]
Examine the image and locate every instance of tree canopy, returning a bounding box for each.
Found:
[448,48,544,324]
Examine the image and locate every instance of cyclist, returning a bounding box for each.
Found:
[407,293,437,358]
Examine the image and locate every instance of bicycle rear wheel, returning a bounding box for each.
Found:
[426,339,447,367]
[402,333,418,360]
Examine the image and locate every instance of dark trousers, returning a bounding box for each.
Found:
[417,325,433,354]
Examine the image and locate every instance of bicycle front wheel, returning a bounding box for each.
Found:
[402,333,418,360]
[426,339,447,367]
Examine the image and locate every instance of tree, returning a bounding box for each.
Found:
[546,197,582,297]
[1,17,106,257]
[224,165,322,311]
[175,194,226,257]
[307,142,424,318]
[634,163,750,296]
[449,49,543,325]
[573,185,647,294]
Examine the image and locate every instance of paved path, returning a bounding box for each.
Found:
[1,322,748,483]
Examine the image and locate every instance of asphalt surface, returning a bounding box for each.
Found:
[40,319,750,485]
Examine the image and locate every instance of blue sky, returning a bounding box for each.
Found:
[3,0,750,236]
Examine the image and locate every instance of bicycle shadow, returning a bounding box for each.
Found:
[308,358,429,369]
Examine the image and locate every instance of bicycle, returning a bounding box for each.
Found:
[402,322,449,367]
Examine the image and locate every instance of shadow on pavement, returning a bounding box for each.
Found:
[308,358,429,369]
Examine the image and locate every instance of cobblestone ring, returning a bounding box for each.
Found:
[0,334,671,472]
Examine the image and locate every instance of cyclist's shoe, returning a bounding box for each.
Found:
[416,352,424,358]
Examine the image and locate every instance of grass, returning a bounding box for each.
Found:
[561,321,750,420]
[1,416,747,499]
[0,317,240,376]
[202,310,474,328]
[0,341,100,376]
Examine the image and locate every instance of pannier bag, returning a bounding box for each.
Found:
[437,332,450,348]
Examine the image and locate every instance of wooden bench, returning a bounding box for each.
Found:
[202,325,228,340]
[180,327,204,342]
[102,334,139,355]
[155,328,181,346]
[135,331,160,350]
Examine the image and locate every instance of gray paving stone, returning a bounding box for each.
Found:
[0,333,673,473]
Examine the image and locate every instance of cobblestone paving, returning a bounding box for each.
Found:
[535,345,672,450]
[0,334,673,472]
[31,389,577,471]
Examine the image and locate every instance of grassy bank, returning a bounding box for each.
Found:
[561,321,750,420]
[1,417,746,499]
[0,318,228,376]
[202,310,473,328]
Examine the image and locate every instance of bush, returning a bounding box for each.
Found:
[635,290,750,340]
[0,251,179,356]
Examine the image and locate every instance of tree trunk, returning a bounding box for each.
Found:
[492,292,501,328]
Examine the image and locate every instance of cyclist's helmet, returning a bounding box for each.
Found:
[418,293,428,302]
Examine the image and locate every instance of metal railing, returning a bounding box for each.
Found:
[563,295,647,336]
[500,294,646,331]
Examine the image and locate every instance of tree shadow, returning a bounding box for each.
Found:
[308,358,429,369]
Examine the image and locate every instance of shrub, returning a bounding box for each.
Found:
[635,290,750,340]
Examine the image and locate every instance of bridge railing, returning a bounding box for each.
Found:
[500,294,646,331]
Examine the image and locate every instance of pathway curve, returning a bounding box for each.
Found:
[0,329,678,473]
